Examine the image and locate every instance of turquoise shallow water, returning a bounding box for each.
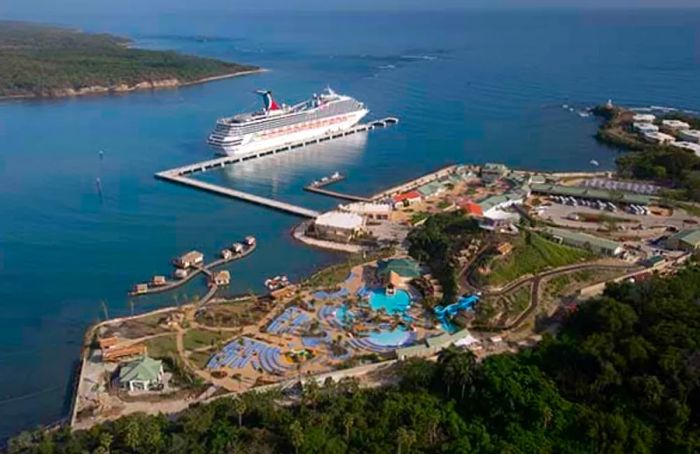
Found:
[1,9,699,440]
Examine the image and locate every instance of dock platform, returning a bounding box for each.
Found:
[129,242,256,297]
[154,117,398,218]
[303,172,372,202]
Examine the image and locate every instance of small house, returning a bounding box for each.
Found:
[174,250,204,269]
[174,268,189,280]
[245,236,257,247]
[392,191,422,208]
[119,356,164,392]
[133,283,148,294]
[221,249,233,260]
[151,275,166,287]
[232,243,244,254]
[213,270,231,286]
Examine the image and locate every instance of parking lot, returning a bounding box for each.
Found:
[533,196,699,237]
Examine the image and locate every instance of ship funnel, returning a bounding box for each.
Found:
[255,89,281,111]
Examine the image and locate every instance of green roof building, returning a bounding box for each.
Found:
[531,183,653,206]
[666,229,700,252]
[543,227,624,256]
[376,258,422,279]
[416,181,445,197]
[119,355,164,392]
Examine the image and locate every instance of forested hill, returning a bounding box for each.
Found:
[0,21,258,99]
[7,264,700,453]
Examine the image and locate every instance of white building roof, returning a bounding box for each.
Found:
[632,113,656,123]
[339,202,392,215]
[661,119,690,130]
[315,211,364,230]
[633,122,659,133]
[671,141,700,156]
[643,131,675,143]
[679,129,700,143]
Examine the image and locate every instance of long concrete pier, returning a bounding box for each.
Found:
[158,173,321,218]
[155,117,398,218]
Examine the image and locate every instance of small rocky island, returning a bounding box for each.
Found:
[0,21,260,100]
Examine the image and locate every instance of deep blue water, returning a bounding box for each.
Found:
[1,9,699,440]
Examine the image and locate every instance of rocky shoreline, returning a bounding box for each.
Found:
[0,68,265,102]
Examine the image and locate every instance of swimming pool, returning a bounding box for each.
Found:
[334,304,355,326]
[368,289,412,314]
[367,327,412,347]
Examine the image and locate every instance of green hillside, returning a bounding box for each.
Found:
[0,21,258,98]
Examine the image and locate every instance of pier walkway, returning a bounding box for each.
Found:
[157,173,321,218]
[154,117,398,218]
[129,243,256,297]
[303,174,372,202]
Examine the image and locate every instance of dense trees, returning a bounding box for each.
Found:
[616,146,700,201]
[8,265,700,453]
[407,212,481,304]
[0,21,256,98]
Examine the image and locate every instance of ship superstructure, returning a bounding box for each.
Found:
[208,88,369,155]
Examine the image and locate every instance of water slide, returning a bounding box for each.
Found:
[434,295,480,322]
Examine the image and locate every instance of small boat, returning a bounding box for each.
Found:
[265,275,290,291]
[590,159,600,167]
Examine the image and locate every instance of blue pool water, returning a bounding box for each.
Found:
[1,7,700,441]
[368,289,412,314]
[368,327,411,347]
[335,304,355,326]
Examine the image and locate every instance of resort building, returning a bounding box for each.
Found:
[643,131,676,145]
[661,119,690,131]
[392,190,422,208]
[118,356,164,392]
[213,270,231,286]
[543,227,623,256]
[174,250,204,269]
[461,201,483,217]
[678,129,700,144]
[416,181,446,198]
[665,229,700,252]
[376,258,422,283]
[632,113,656,123]
[633,122,659,134]
[313,211,365,242]
[339,202,392,220]
[480,163,509,184]
[151,275,166,286]
[671,141,700,156]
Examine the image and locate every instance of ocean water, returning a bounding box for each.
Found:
[1,9,699,440]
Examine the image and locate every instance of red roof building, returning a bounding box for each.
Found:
[461,201,483,216]
[392,191,422,206]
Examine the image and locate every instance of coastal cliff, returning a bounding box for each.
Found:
[0,21,260,100]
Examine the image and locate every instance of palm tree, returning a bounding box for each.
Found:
[288,421,304,454]
[396,427,416,454]
[231,397,246,428]
[343,414,354,441]
[438,346,476,400]
[232,372,243,391]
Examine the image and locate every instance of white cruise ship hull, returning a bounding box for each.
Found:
[213,109,368,156]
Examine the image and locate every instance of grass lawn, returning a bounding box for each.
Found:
[305,248,395,288]
[183,329,232,351]
[188,350,214,370]
[144,334,178,359]
[502,286,532,320]
[485,232,594,286]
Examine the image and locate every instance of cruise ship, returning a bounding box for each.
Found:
[208,88,369,155]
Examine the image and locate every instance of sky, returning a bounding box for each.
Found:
[1,0,699,17]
